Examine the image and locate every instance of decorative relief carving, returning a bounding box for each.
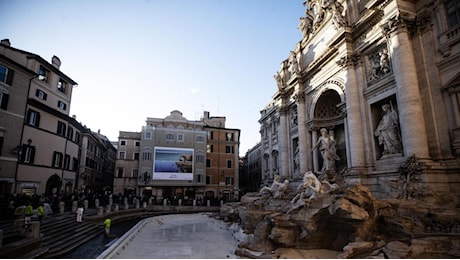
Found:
[290,108,298,127]
[367,45,392,83]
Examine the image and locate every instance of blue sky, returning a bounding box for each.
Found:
[1,0,305,153]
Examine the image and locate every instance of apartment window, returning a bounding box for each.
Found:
[119,151,126,159]
[226,177,234,185]
[67,127,74,140]
[177,133,184,142]
[166,133,174,140]
[0,65,14,85]
[120,140,126,146]
[446,0,460,27]
[132,169,139,178]
[135,141,140,146]
[72,158,78,171]
[64,154,70,170]
[206,176,211,185]
[35,89,47,100]
[134,152,140,160]
[75,132,81,143]
[0,91,9,110]
[196,154,204,163]
[27,110,40,127]
[226,145,234,154]
[57,121,66,136]
[38,65,49,83]
[208,131,213,140]
[226,133,233,141]
[57,79,66,94]
[206,159,211,167]
[227,159,232,168]
[117,168,124,178]
[58,101,67,110]
[207,144,213,153]
[21,145,35,164]
[197,174,202,183]
[0,65,7,83]
[145,131,152,140]
[52,152,63,168]
[142,151,152,161]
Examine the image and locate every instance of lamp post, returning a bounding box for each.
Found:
[13,138,32,194]
[14,73,43,194]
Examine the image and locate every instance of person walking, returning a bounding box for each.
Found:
[104,217,111,237]
[36,203,44,223]
[76,204,84,223]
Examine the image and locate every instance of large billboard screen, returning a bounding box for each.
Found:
[153,147,194,180]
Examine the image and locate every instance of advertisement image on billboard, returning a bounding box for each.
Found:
[153,147,194,180]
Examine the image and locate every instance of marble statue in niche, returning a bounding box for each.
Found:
[374,103,403,157]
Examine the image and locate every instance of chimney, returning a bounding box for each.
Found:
[51,55,61,69]
[1,39,11,47]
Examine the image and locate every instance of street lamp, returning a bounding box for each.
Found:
[13,138,32,194]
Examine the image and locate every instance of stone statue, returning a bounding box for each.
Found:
[291,171,321,203]
[291,171,339,205]
[374,103,403,157]
[330,0,346,29]
[259,175,282,195]
[294,143,300,171]
[288,51,300,76]
[290,109,298,127]
[313,128,340,171]
[299,16,313,39]
[274,72,284,90]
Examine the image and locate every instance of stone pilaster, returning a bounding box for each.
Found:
[382,16,430,158]
[278,105,290,178]
[337,53,366,171]
[294,92,309,173]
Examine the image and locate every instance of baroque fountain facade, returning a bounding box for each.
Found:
[229,0,460,258]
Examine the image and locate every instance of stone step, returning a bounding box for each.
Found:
[40,224,102,258]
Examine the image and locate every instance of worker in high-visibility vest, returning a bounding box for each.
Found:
[104,217,111,236]
[24,202,33,225]
[37,204,44,223]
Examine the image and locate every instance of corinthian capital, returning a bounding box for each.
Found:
[381,14,415,38]
[336,53,360,68]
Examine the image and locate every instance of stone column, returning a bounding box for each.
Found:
[312,130,319,172]
[382,17,429,158]
[278,106,290,178]
[296,93,309,173]
[338,53,366,171]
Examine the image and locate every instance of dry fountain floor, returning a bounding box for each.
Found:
[98,213,239,259]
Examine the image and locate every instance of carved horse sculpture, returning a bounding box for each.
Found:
[291,171,338,203]
[259,175,289,198]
